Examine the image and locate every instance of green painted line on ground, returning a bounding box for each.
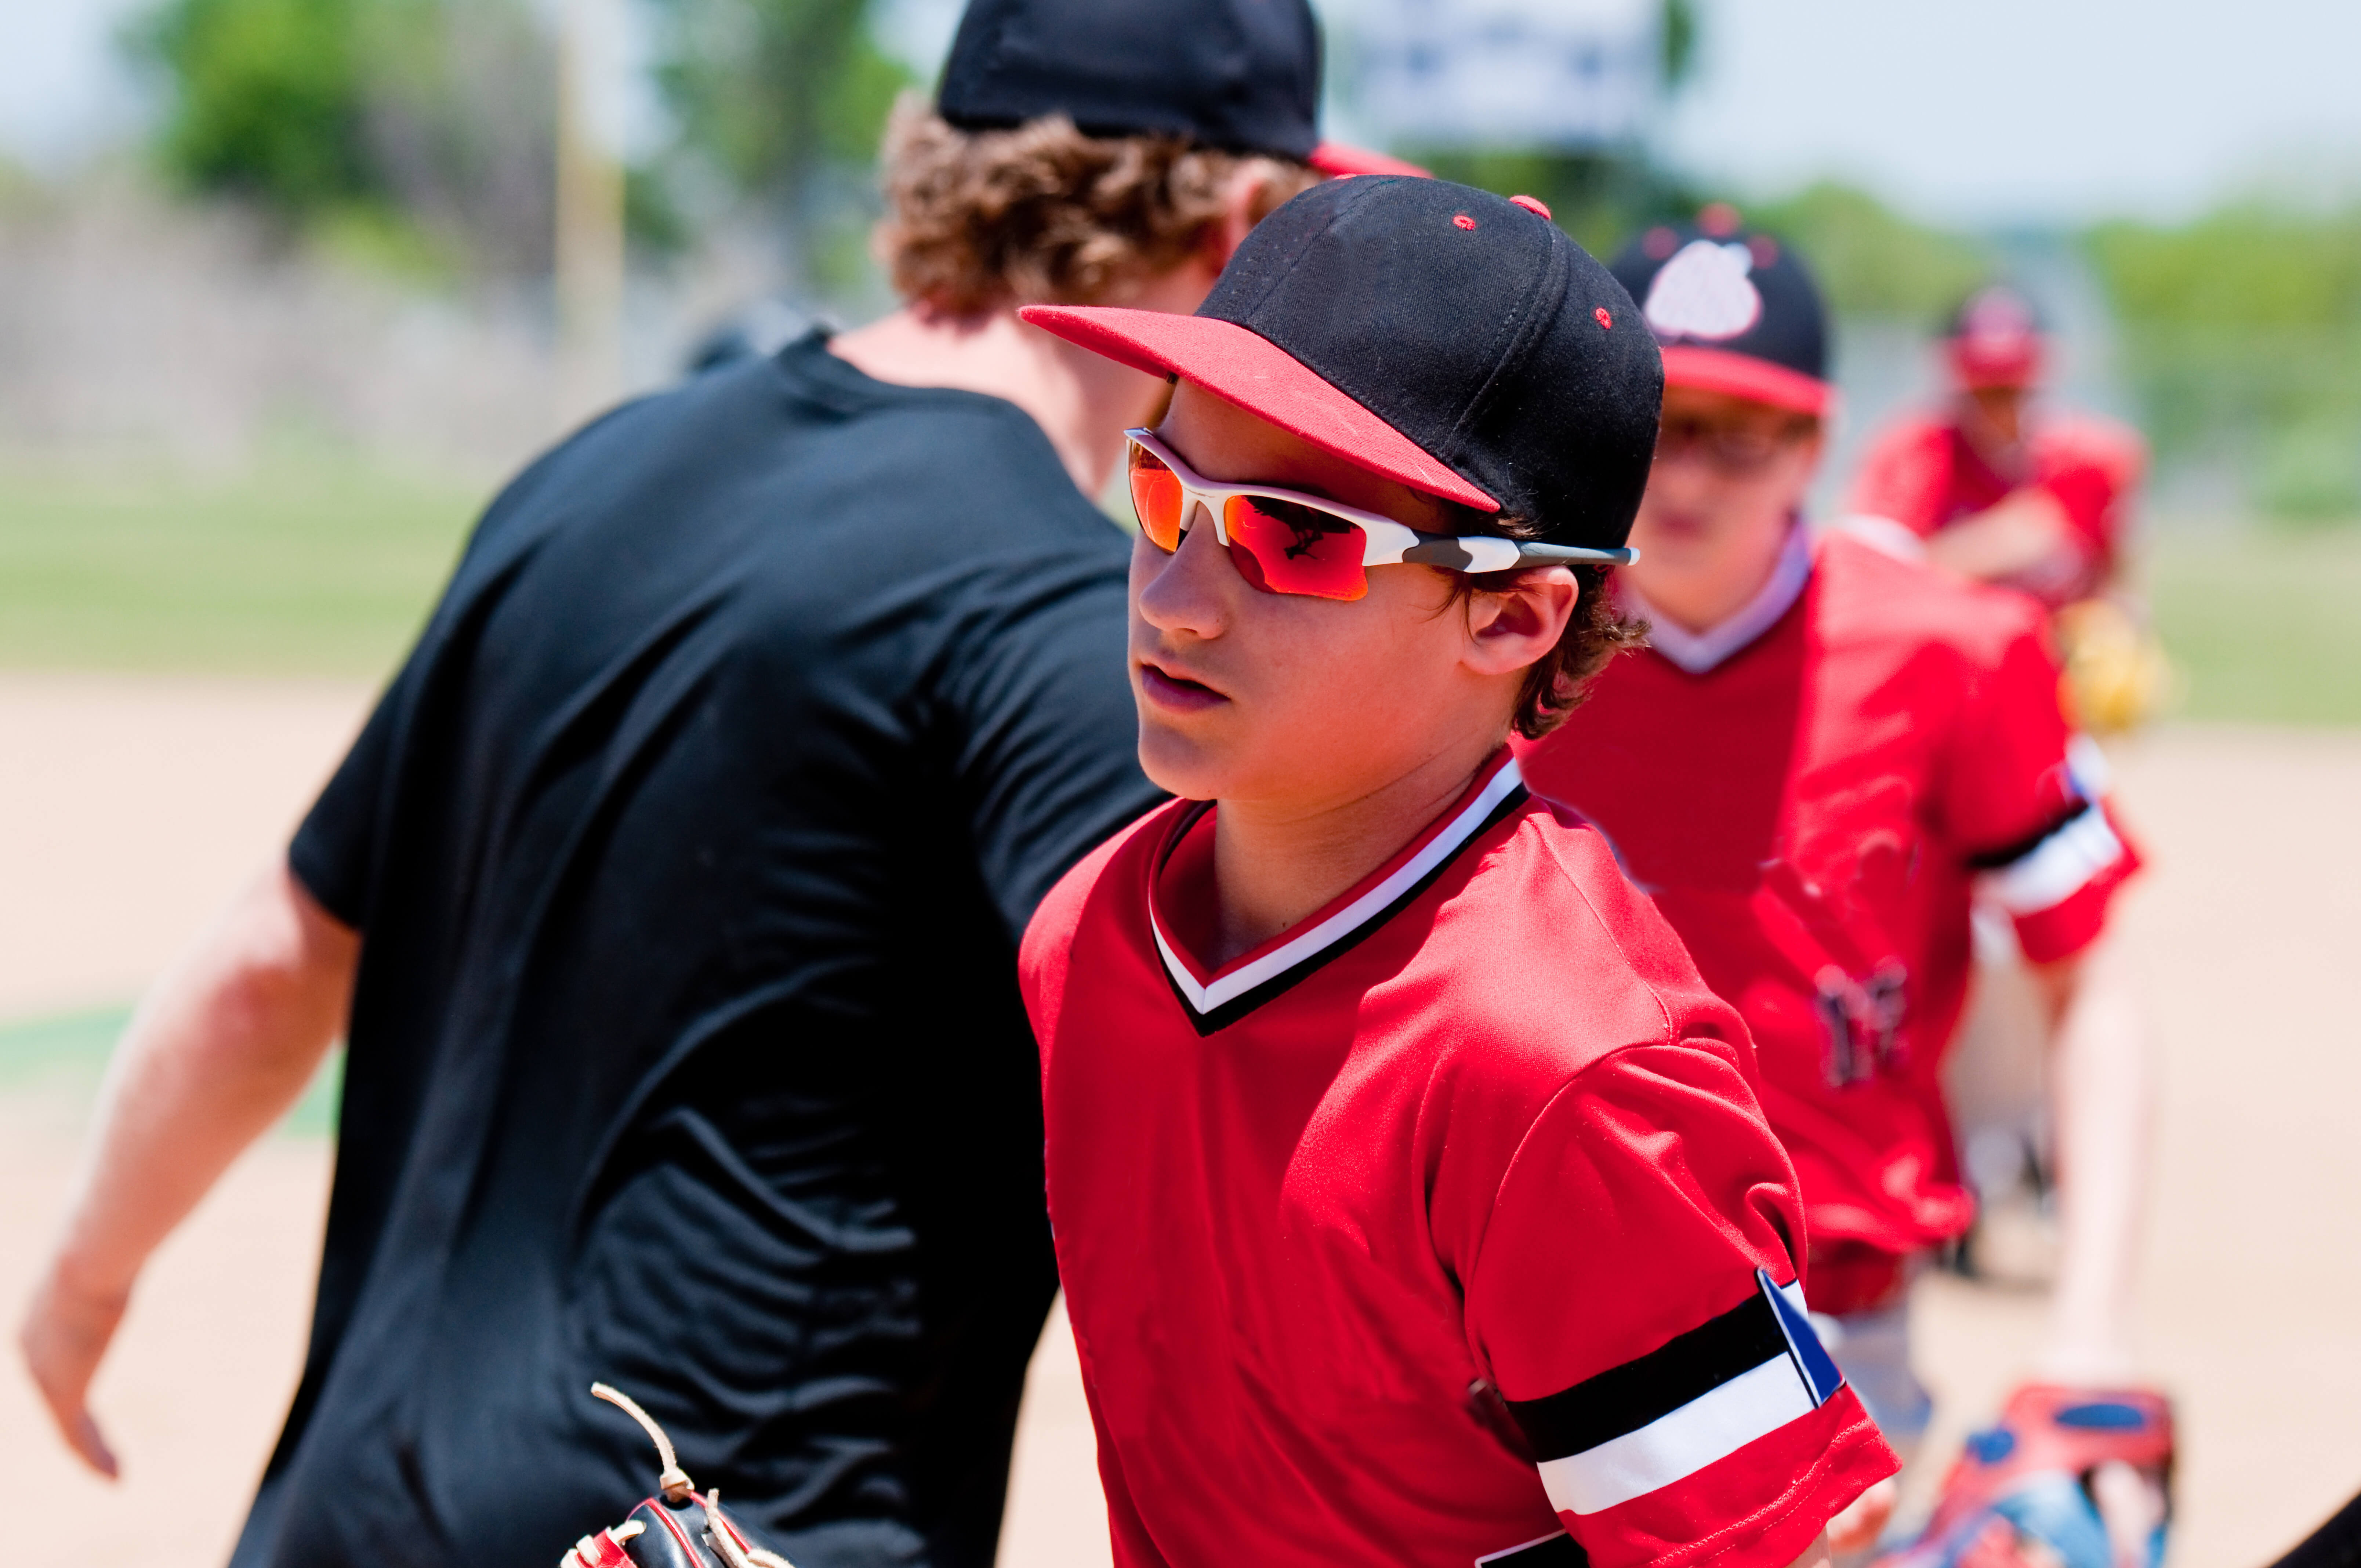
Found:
[0,1005,341,1138]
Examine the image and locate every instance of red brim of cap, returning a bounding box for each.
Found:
[1948,341,2043,389]
[1659,346,1834,417]
[1306,142,1432,179]
[1019,305,1499,511]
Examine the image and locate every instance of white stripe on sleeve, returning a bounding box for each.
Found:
[1982,807,2125,916]
[1534,1354,1817,1517]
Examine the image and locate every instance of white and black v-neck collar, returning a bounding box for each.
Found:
[1623,520,1814,676]
[1147,755,1531,1035]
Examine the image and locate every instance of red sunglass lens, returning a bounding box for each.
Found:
[1223,496,1368,601]
[1128,445,1185,551]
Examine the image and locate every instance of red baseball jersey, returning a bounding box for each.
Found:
[1845,410,2145,609]
[1020,753,1896,1568]
[1517,536,2139,1308]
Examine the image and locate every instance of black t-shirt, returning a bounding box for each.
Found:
[236,333,1159,1568]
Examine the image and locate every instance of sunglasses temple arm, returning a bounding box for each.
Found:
[1515,542,1639,567]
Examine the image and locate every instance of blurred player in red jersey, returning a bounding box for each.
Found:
[1847,285,2141,610]
[1017,178,1897,1568]
[1845,285,2164,733]
[1516,217,2164,1564]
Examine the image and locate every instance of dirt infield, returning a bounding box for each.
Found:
[0,673,374,1022]
[1,674,2356,1567]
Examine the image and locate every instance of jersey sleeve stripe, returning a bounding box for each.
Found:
[1977,804,2126,916]
[1535,1355,1817,1516]
[1505,1284,1790,1459]
[1963,799,2093,872]
[1512,1272,1844,1518]
[1475,1529,1588,1565]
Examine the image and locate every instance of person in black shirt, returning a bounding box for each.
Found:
[17,1,1398,1560]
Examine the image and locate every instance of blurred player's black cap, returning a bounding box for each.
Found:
[1024,177,1662,552]
[937,0,1421,177]
[1609,204,1832,416]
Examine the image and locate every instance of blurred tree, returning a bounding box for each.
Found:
[128,0,557,278]
[359,0,555,276]
[1745,182,1990,320]
[1660,0,1698,95]
[2090,204,2361,328]
[641,0,914,294]
[131,0,373,217]
[2088,203,2361,520]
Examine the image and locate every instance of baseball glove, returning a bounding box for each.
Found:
[559,1383,796,1568]
[2054,598,2170,736]
[1872,1383,2173,1568]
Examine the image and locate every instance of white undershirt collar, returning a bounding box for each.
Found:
[1624,520,1813,676]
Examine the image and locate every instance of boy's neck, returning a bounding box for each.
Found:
[829,304,1166,497]
[1205,738,1502,968]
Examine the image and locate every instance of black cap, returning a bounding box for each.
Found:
[1025,177,1662,552]
[1609,210,1833,414]
[940,0,1322,160]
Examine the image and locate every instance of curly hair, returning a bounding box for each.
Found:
[875,95,1322,313]
[1440,504,1648,740]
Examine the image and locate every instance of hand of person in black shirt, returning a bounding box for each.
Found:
[18,861,356,1478]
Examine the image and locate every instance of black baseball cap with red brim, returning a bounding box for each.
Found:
[1609,213,1834,417]
[1024,177,1661,553]
[938,0,1415,178]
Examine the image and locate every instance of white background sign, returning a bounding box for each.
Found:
[1341,0,1661,150]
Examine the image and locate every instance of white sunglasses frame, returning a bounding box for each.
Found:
[1123,428,1637,578]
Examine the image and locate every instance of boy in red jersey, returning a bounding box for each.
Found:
[1845,285,2146,614]
[1844,286,2166,734]
[1015,178,1894,1568]
[1516,218,2159,1553]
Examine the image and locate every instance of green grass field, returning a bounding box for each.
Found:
[2,455,2356,720]
[0,453,486,676]
[2146,523,2361,726]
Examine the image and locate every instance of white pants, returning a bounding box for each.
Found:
[1817,1297,1933,1464]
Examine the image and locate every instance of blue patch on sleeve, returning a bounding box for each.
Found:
[1758,1268,1845,1405]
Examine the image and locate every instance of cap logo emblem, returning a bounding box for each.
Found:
[1643,239,1763,343]
[1452,214,1477,231]
[1595,307,1613,329]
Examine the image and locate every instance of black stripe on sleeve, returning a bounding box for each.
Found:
[1502,1288,1790,1462]
[1479,1532,1591,1567]
[1965,799,2093,872]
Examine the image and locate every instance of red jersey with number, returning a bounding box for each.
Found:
[1517,537,2138,1310]
[1845,409,2145,608]
[1020,753,1895,1568]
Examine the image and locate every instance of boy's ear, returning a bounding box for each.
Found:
[1199,161,1279,273]
[1463,567,1578,677]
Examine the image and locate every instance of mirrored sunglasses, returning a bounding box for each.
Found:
[1124,429,1633,602]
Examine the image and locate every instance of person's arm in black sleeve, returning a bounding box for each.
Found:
[950,541,1165,941]
[289,669,411,928]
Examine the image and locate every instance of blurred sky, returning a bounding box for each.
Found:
[0,0,149,172]
[10,0,2361,227]
[1654,0,2361,224]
